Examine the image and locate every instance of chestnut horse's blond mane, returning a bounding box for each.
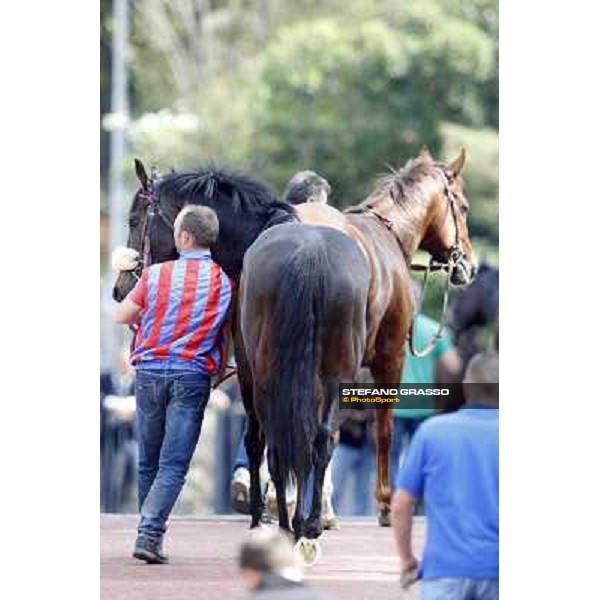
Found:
[367,156,446,210]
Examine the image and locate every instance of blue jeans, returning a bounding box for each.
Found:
[421,578,499,600]
[331,442,375,515]
[391,417,425,490]
[135,369,210,540]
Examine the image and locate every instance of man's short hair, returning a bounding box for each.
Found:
[283,170,331,205]
[238,528,298,573]
[463,351,499,406]
[174,205,219,247]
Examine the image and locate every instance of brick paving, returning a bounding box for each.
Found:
[101,514,426,600]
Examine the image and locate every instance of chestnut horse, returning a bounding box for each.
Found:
[295,147,477,524]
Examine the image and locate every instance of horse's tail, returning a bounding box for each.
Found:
[266,240,326,485]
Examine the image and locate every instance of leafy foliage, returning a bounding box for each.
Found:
[101,0,498,259]
[253,18,442,205]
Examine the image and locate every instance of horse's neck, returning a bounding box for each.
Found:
[355,195,429,263]
[215,207,297,280]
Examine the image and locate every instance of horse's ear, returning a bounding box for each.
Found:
[419,145,432,161]
[447,147,467,178]
[134,158,149,189]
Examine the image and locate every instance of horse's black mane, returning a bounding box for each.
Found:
[155,166,297,280]
[158,167,295,218]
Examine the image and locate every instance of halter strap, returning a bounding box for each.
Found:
[135,180,175,274]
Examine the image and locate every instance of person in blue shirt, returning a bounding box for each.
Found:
[391,352,499,600]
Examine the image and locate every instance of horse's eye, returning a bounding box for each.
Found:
[129,217,140,228]
[461,205,469,216]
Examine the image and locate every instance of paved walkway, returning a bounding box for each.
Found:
[101,514,425,599]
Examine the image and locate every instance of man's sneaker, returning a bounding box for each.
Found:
[231,467,251,514]
[132,535,168,564]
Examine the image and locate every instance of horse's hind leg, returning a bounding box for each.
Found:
[233,296,265,527]
[246,412,265,528]
[267,448,292,533]
[303,428,334,539]
[291,464,310,540]
[305,383,338,539]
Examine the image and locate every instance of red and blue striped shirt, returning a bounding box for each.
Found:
[127,249,233,375]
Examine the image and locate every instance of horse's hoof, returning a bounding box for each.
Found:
[294,537,322,568]
[377,510,391,527]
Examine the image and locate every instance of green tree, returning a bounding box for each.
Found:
[398,0,496,127]
[253,18,443,205]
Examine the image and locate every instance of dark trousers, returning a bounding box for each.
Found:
[135,369,210,540]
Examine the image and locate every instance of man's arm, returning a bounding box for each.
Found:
[114,270,147,326]
[391,489,419,581]
[216,315,232,381]
[392,426,427,585]
[435,346,463,383]
[113,298,142,325]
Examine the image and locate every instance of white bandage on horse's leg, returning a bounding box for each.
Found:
[259,454,270,496]
[111,247,140,272]
[323,462,333,496]
[321,463,338,528]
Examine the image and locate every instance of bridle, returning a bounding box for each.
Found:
[129,168,175,282]
[358,166,470,358]
[406,168,471,356]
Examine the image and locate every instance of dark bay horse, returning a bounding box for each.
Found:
[295,147,477,524]
[240,223,369,542]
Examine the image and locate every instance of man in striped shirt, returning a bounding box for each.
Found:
[114,205,232,564]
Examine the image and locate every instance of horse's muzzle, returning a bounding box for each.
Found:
[112,271,137,303]
[450,260,477,287]
[112,286,125,303]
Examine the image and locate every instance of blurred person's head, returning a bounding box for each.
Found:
[173,205,219,252]
[238,527,302,590]
[283,171,331,205]
[463,351,499,407]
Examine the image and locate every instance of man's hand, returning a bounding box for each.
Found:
[113,298,142,325]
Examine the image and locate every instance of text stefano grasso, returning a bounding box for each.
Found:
[341,388,450,396]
